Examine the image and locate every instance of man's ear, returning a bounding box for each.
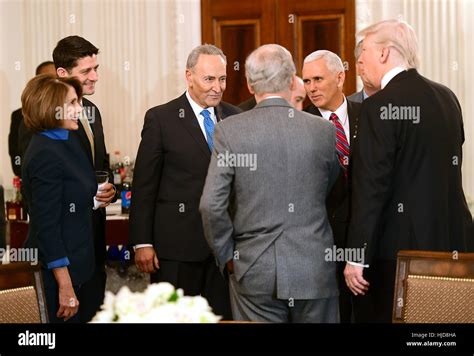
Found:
[246,82,255,95]
[56,67,68,78]
[289,75,296,91]
[337,70,346,88]
[185,69,193,87]
[380,47,390,64]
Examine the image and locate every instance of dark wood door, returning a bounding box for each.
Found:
[278,0,356,98]
[201,0,276,104]
[201,0,356,106]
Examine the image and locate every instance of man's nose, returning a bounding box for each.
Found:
[211,80,221,93]
[89,69,98,82]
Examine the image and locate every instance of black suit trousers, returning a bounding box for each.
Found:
[352,260,397,323]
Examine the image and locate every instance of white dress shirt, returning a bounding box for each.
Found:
[381,66,406,89]
[318,96,351,144]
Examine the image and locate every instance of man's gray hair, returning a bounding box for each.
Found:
[245,44,296,95]
[303,50,345,74]
[358,19,419,69]
[186,44,227,70]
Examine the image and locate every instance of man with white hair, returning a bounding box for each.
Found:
[200,44,341,322]
[130,44,240,320]
[343,19,473,322]
[302,50,361,323]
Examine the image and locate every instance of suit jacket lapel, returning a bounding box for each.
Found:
[306,104,322,117]
[215,104,224,122]
[75,119,94,166]
[347,100,358,143]
[178,94,211,158]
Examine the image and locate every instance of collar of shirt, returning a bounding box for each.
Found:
[362,90,368,100]
[40,128,69,140]
[262,95,285,100]
[319,96,348,127]
[381,66,407,90]
[185,90,216,123]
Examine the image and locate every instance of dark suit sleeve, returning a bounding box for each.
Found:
[27,151,69,264]
[347,101,399,264]
[128,109,164,245]
[90,106,117,202]
[8,110,22,177]
[18,119,33,172]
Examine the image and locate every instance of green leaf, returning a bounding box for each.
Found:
[168,291,179,302]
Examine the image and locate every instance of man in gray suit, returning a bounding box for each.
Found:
[200,44,341,322]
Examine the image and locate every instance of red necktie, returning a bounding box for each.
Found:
[329,113,349,177]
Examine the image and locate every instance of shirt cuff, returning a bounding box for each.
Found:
[133,244,153,251]
[348,260,369,268]
[47,257,70,269]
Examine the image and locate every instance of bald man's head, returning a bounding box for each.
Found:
[290,76,306,110]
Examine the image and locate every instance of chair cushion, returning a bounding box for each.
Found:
[404,275,474,323]
[0,286,41,323]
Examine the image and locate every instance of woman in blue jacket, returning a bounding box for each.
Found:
[21,75,97,322]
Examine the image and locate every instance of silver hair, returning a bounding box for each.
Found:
[303,50,344,74]
[245,44,296,95]
[186,44,227,70]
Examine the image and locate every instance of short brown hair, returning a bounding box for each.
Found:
[53,36,99,72]
[21,75,82,133]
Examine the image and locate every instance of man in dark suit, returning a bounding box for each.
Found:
[302,50,361,323]
[129,45,240,319]
[8,61,56,177]
[52,36,116,322]
[344,19,474,323]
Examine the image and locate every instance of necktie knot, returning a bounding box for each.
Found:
[201,109,215,151]
[201,109,211,121]
[329,112,339,122]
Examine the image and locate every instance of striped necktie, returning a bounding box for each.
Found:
[329,113,349,177]
[201,109,214,151]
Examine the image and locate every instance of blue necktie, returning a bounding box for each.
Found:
[201,109,214,151]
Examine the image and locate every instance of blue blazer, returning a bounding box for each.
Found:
[22,129,97,286]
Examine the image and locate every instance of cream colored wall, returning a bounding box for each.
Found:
[1,0,472,202]
[0,0,201,189]
[356,0,474,201]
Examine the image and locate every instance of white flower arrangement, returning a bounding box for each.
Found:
[91,282,221,323]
